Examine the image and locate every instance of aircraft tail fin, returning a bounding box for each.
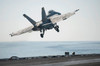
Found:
[42,7,47,23]
[23,14,36,26]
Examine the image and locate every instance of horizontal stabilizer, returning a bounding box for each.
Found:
[23,14,36,26]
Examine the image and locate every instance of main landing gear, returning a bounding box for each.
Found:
[40,34,43,38]
[54,25,59,32]
[40,29,45,38]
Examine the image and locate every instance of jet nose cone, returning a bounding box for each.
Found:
[75,9,79,12]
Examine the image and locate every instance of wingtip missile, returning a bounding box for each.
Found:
[9,33,14,37]
[9,34,13,37]
[75,9,79,12]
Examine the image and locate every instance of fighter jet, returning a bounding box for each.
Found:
[10,7,79,38]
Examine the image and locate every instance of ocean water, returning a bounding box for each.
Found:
[0,41,100,59]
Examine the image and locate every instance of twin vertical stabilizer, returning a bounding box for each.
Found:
[42,7,47,23]
[23,14,36,27]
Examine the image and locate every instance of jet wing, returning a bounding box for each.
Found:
[10,26,34,37]
[50,9,79,24]
[50,12,75,24]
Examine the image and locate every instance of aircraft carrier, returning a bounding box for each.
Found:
[0,52,100,66]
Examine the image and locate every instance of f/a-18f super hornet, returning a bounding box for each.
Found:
[10,7,79,38]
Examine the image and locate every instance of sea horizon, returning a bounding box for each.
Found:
[0,41,100,59]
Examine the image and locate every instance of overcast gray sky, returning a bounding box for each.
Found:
[0,0,100,42]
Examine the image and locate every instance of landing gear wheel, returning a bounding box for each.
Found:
[54,26,60,32]
[56,28,59,32]
[56,25,59,28]
[40,34,44,38]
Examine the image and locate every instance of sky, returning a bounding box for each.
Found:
[0,0,100,42]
